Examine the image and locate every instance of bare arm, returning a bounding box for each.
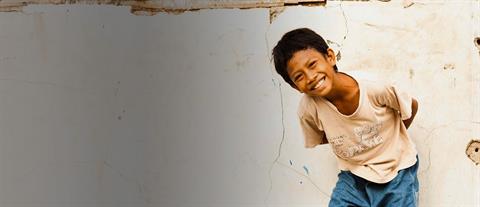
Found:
[402,98,418,129]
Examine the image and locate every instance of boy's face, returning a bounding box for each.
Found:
[287,48,337,97]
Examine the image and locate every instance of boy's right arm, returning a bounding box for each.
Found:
[299,113,328,148]
[297,96,328,148]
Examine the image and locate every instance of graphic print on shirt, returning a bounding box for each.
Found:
[331,122,384,158]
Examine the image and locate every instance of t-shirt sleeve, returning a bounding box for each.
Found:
[298,106,328,148]
[378,83,413,120]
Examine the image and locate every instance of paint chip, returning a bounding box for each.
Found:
[303,165,309,175]
[409,68,415,79]
[403,0,414,8]
[466,140,480,165]
[269,6,285,24]
[443,63,455,70]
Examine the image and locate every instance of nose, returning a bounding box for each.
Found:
[306,70,317,84]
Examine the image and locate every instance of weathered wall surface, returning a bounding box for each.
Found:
[0,1,479,207]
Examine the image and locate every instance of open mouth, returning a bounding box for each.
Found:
[310,76,326,91]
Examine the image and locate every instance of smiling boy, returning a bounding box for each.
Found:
[272,28,419,206]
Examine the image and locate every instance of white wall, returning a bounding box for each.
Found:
[0,1,479,207]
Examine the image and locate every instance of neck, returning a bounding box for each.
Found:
[324,72,358,102]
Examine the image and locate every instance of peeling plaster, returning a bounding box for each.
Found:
[0,2,27,12]
[443,63,455,70]
[466,140,480,165]
[403,0,414,8]
[0,0,326,15]
[269,6,285,24]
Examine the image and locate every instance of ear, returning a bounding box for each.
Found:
[326,48,337,66]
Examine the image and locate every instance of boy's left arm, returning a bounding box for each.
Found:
[402,98,418,129]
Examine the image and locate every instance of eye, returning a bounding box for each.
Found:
[308,61,317,68]
[294,74,304,81]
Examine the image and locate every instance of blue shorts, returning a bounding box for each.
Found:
[329,159,419,207]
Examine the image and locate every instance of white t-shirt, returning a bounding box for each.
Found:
[297,73,417,183]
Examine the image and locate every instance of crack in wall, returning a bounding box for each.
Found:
[326,2,349,61]
[416,124,448,176]
[276,161,331,198]
[263,19,291,204]
[336,1,349,61]
[264,19,331,204]
[264,81,331,202]
[263,22,277,205]
[265,80,286,205]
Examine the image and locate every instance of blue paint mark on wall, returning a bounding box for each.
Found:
[303,165,309,175]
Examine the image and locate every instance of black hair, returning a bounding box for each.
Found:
[272,28,338,89]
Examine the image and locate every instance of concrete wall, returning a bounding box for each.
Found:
[0,1,479,206]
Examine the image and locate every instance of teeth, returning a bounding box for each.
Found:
[313,77,325,90]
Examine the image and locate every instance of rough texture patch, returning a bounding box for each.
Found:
[269,6,285,24]
[0,0,326,15]
[466,140,480,165]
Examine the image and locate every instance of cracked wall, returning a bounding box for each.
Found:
[0,0,326,14]
[0,1,479,207]
[268,2,480,206]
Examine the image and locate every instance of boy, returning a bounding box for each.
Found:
[272,28,419,207]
